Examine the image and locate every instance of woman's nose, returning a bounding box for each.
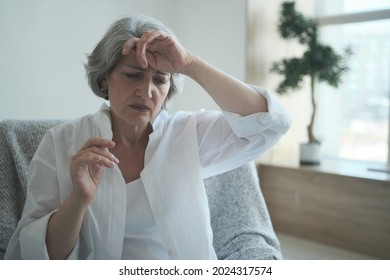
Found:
[136,80,153,99]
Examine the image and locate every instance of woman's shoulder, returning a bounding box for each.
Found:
[48,103,111,138]
[41,113,105,157]
[163,109,222,124]
[153,110,223,136]
[48,114,95,138]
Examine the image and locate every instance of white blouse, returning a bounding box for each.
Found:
[5,86,291,260]
[122,178,169,260]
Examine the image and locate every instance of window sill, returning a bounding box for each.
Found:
[256,158,390,259]
[256,157,390,182]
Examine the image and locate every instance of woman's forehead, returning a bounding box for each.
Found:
[117,54,170,76]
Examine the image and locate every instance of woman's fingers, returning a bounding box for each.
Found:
[137,30,166,54]
[70,138,119,205]
[81,137,115,150]
[73,152,116,169]
[88,146,119,164]
[76,138,119,168]
[122,37,139,55]
[122,36,148,68]
[122,30,170,68]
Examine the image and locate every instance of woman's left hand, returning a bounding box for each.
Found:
[122,30,192,74]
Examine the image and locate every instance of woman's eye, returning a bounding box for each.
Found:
[154,77,167,85]
[125,73,142,79]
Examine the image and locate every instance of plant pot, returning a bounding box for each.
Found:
[299,142,321,165]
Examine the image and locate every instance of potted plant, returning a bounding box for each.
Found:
[271,1,352,165]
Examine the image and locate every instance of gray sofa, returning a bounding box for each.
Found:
[0,119,281,260]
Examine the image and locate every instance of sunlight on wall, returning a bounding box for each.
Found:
[246,0,316,164]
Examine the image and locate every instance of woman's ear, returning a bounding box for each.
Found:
[99,77,109,100]
[100,77,108,91]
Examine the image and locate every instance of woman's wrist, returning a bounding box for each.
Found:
[180,53,201,78]
[68,191,90,212]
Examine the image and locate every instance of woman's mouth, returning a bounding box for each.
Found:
[129,104,150,112]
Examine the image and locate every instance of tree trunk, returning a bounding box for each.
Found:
[308,74,319,143]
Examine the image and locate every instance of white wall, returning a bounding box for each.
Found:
[170,0,246,112]
[0,0,246,120]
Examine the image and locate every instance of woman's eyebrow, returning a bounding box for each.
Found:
[124,64,146,71]
[124,64,169,76]
[156,70,170,76]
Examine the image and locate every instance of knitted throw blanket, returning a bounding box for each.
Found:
[204,162,282,260]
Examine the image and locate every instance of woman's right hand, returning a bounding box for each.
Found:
[70,137,119,206]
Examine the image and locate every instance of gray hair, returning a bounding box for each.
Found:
[85,16,183,106]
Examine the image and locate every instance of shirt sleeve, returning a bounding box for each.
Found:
[5,131,81,260]
[223,86,291,137]
[198,86,292,179]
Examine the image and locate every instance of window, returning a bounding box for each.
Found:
[315,0,390,164]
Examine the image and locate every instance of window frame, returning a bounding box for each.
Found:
[315,6,390,165]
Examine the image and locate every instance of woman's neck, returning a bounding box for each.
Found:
[110,113,152,149]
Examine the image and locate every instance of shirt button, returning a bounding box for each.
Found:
[168,249,174,256]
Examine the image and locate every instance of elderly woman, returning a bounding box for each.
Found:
[5,16,291,260]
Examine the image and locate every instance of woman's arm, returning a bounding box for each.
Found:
[46,137,119,259]
[122,30,268,116]
[182,54,268,116]
[45,193,87,259]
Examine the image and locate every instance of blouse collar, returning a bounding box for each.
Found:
[92,102,167,140]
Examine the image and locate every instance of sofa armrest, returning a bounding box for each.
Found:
[204,162,282,260]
